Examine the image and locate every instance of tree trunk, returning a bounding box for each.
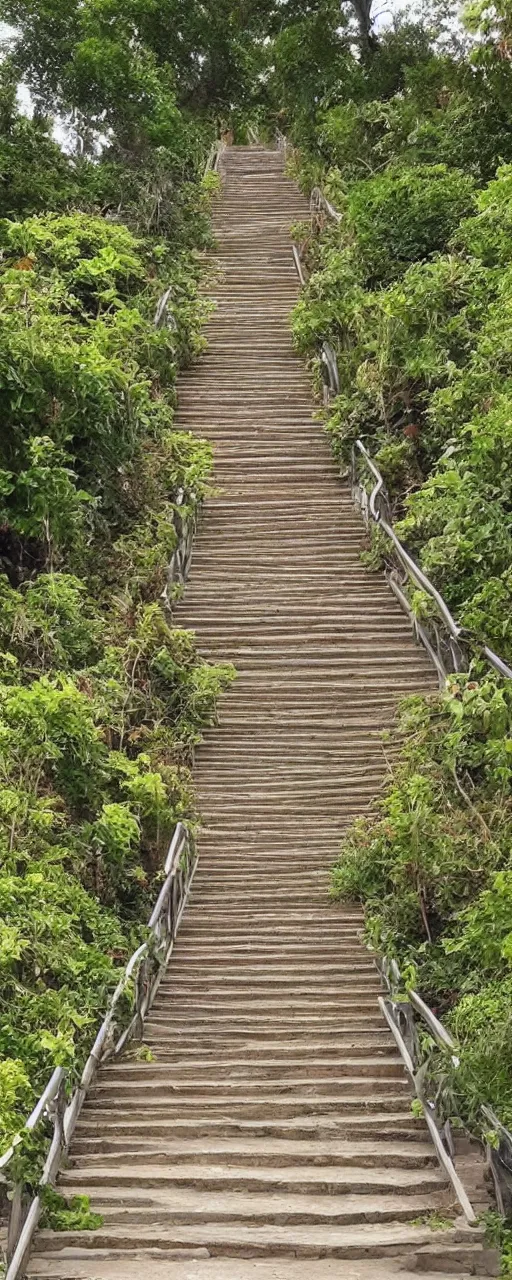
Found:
[349,0,377,53]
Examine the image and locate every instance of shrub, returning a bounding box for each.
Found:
[346,165,476,284]
[331,675,512,1125]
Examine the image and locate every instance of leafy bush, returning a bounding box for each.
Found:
[0,209,210,576]
[0,125,232,1155]
[332,675,512,1126]
[292,134,512,667]
[346,165,476,284]
[40,1187,103,1231]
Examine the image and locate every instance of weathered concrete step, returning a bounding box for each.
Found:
[138,1041,393,1061]
[159,962,380,977]
[146,1015,383,1030]
[179,877,330,889]
[139,1042,397,1063]
[180,883,332,894]
[75,1114,425,1141]
[169,952,373,967]
[164,935,367,948]
[176,921,362,933]
[59,1162,447,1196]
[100,1059,404,1082]
[142,1005,383,1022]
[175,916,363,926]
[412,1243,499,1274]
[42,1187,449,1228]
[176,918,361,929]
[25,1255,497,1280]
[69,1137,437,1170]
[154,987,383,1003]
[154,989,384,1005]
[196,621,412,637]
[84,1094,416,1118]
[33,1220,483,1263]
[90,1077,411,1102]
[193,771,389,784]
[144,1026,388,1044]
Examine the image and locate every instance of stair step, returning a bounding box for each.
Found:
[31,1220,481,1262]
[68,1138,437,1169]
[26,1258,498,1280]
[75,1114,425,1140]
[36,1186,450,1227]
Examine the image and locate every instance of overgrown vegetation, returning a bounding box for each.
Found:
[0,11,237,1152]
[278,0,512,1137]
[333,675,512,1127]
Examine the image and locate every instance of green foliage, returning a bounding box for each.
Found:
[0,208,211,579]
[346,165,476,284]
[332,674,512,1126]
[483,1210,512,1275]
[0,1060,32,1150]
[0,5,235,1163]
[292,121,512,667]
[40,1186,103,1231]
[0,0,274,123]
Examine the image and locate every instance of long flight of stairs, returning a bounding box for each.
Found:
[27,148,497,1278]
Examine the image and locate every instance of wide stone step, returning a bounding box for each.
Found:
[35,1186,450,1228]
[139,1042,397,1064]
[26,1256,497,1280]
[68,1137,437,1170]
[90,1077,411,1103]
[32,1220,482,1262]
[98,1058,404,1082]
[144,1026,388,1044]
[84,1092,416,1117]
[146,1016,383,1030]
[59,1161,447,1196]
[75,1113,425,1141]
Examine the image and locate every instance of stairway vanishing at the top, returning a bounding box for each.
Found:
[27,148,496,1279]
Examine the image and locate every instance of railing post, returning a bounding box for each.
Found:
[6,1182,24,1264]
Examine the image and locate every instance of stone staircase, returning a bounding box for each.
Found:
[26,147,497,1278]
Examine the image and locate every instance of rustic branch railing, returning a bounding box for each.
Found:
[276,129,288,158]
[377,962,477,1225]
[0,820,197,1280]
[481,1106,512,1218]
[162,488,196,607]
[203,137,226,177]
[351,439,512,684]
[0,1068,66,1276]
[378,959,512,1225]
[310,185,342,228]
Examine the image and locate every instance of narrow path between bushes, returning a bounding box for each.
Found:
[27,148,494,1279]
